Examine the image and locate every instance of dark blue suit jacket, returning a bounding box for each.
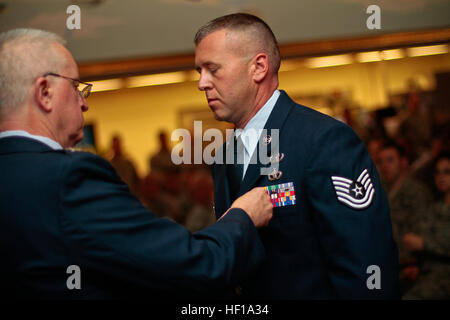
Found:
[212,91,399,299]
[0,136,265,299]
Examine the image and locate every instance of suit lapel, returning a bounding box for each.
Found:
[237,90,295,195]
[212,90,296,212]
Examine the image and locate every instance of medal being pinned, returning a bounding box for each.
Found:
[264,182,296,207]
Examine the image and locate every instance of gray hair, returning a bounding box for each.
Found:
[194,13,281,73]
[0,28,67,112]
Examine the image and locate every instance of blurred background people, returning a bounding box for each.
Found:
[182,164,216,232]
[377,141,433,295]
[402,152,450,299]
[150,130,177,173]
[106,134,140,198]
[140,131,184,221]
[139,131,215,229]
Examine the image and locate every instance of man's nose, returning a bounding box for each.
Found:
[198,72,211,91]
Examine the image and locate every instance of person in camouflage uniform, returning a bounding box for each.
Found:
[402,152,450,299]
[378,141,432,294]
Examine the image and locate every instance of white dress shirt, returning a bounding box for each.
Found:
[0,130,63,150]
[235,89,280,178]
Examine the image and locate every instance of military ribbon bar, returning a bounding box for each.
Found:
[264,182,296,207]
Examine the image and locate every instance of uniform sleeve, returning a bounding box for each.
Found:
[395,181,432,264]
[423,204,450,258]
[305,122,399,299]
[423,234,450,258]
[58,152,265,295]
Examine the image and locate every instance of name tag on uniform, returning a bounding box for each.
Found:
[264,182,296,207]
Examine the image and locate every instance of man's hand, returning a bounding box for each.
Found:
[400,265,419,282]
[220,187,273,227]
[403,233,424,251]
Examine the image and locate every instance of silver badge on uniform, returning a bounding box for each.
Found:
[331,169,374,209]
[268,168,283,181]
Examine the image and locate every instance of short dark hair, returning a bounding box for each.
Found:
[194,13,281,73]
[435,151,450,167]
[379,139,406,158]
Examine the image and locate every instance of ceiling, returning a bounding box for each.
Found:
[1,0,449,65]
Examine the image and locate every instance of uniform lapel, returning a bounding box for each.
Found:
[237,90,295,195]
[212,91,296,212]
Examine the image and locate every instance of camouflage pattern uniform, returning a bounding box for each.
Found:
[385,176,432,265]
[403,201,450,299]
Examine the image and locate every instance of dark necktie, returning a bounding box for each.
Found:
[226,135,244,201]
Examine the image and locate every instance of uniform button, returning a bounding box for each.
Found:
[235,285,243,295]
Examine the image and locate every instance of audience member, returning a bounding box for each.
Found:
[402,152,450,299]
[182,165,216,232]
[107,134,140,197]
[150,130,177,172]
[378,141,433,294]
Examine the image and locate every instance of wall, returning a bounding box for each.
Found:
[84,53,450,176]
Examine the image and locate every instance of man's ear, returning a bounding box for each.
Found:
[34,77,53,112]
[251,53,269,83]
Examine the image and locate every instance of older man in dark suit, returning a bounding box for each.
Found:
[0,28,273,299]
[194,13,399,299]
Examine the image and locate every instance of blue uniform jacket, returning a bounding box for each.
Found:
[212,91,399,299]
[0,137,265,299]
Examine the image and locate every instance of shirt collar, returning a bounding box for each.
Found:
[0,130,63,150]
[236,89,280,155]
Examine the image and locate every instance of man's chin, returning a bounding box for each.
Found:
[212,112,223,121]
[70,132,84,148]
[212,110,231,123]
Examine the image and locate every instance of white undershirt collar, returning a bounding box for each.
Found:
[235,89,280,177]
[0,130,63,150]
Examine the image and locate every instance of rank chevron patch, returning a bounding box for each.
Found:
[331,169,375,210]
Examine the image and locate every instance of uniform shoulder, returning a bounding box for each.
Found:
[291,101,341,125]
[53,148,108,163]
[287,100,355,139]
[56,148,118,177]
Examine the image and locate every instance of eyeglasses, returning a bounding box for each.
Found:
[44,72,93,99]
